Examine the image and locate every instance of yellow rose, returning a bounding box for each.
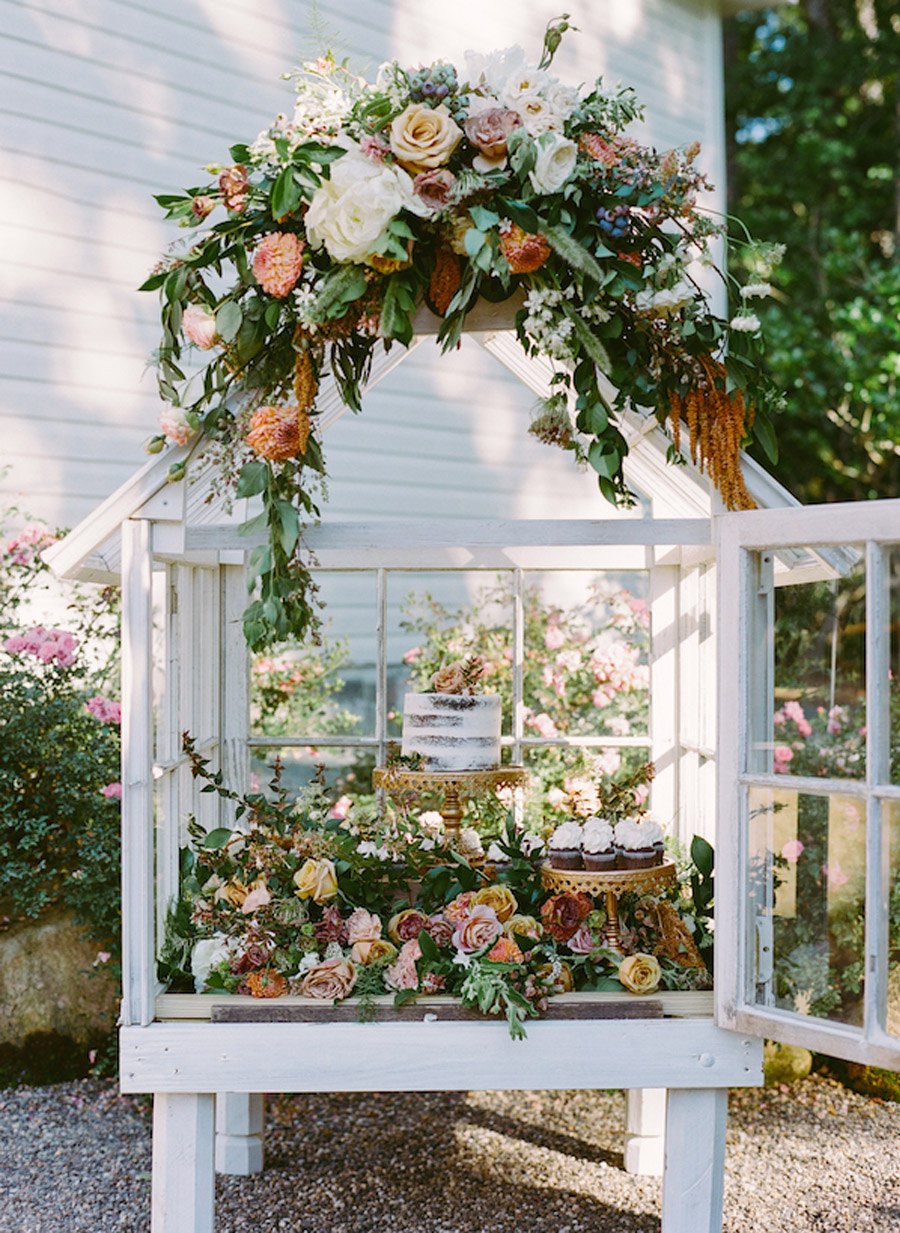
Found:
[473,884,518,923]
[351,938,397,966]
[390,103,462,174]
[504,913,542,942]
[293,857,338,905]
[619,953,662,995]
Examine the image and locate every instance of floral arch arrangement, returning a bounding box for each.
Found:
[144,17,781,651]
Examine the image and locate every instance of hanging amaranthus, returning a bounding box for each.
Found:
[668,356,756,511]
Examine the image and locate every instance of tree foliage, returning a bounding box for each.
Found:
[725,0,899,501]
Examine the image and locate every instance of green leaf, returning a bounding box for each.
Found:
[499,197,540,233]
[381,274,414,346]
[417,929,440,962]
[216,300,242,342]
[576,401,609,435]
[563,306,612,373]
[691,835,714,878]
[588,440,621,479]
[542,222,608,285]
[464,228,487,258]
[271,167,302,220]
[469,204,500,230]
[201,828,234,850]
[753,411,779,464]
[235,460,269,498]
[275,500,300,555]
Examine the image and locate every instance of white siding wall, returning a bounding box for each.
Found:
[0,0,725,528]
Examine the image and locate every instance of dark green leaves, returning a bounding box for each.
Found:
[235,460,269,498]
[270,167,303,220]
[381,271,418,346]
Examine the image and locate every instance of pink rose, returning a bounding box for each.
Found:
[567,922,598,955]
[464,106,522,171]
[346,908,382,945]
[159,408,196,447]
[384,939,421,992]
[413,168,456,211]
[822,862,849,888]
[781,839,804,863]
[452,904,503,954]
[240,881,271,915]
[101,782,122,799]
[544,625,565,650]
[182,304,218,350]
[427,915,454,948]
[85,695,122,725]
[328,794,353,820]
[527,711,559,739]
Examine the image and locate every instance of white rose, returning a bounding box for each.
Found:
[529,132,577,195]
[305,142,426,264]
[516,94,563,137]
[191,935,232,993]
[542,80,580,124]
[499,67,551,112]
[465,45,528,96]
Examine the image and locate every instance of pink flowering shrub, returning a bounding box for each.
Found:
[0,502,121,955]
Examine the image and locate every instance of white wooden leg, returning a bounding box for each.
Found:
[661,1088,727,1233]
[624,1087,666,1176]
[151,1093,215,1233]
[215,1092,265,1175]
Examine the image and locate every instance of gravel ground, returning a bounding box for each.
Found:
[0,1076,897,1232]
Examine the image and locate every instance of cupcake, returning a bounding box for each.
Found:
[614,817,664,869]
[548,821,584,870]
[582,818,616,870]
[485,841,511,874]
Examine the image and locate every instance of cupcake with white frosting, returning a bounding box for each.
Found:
[614,816,664,869]
[548,820,584,870]
[582,817,616,870]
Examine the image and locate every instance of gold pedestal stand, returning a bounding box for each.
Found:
[541,861,677,954]
[373,766,527,846]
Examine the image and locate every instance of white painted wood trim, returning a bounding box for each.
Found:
[154,990,714,1021]
[151,1093,215,1233]
[865,542,890,1040]
[661,1088,727,1233]
[121,1020,762,1093]
[121,518,156,1028]
[719,498,900,548]
[624,1088,666,1177]
[220,565,250,819]
[184,517,713,553]
[650,564,680,840]
[215,1092,264,1176]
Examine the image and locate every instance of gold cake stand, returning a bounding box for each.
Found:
[373,765,527,843]
[541,861,677,954]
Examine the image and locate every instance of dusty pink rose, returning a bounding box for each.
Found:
[773,745,794,774]
[347,908,382,945]
[527,711,559,739]
[85,695,121,724]
[240,881,271,915]
[427,915,454,948]
[4,626,78,667]
[452,904,503,954]
[388,909,430,944]
[412,168,456,211]
[443,892,475,925]
[464,106,522,171]
[299,957,357,1000]
[219,164,249,212]
[159,408,196,447]
[543,625,566,650]
[781,839,804,863]
[384,939,421,992]
[182,303,217,350]
[101,782,122,799]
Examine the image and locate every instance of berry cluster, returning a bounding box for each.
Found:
[407,60,458,103]
[595,204,632,241]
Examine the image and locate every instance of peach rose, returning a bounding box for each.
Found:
[351,938,396,966]
[619,953,661,995]
[390,103,462,174]
[346,908,382,945]
[293,857,338,905]
[473,884,518,924]
[486,936,524,964]
[240,879,271,916]
[182,303,217,350]
[431,662,467,694]
[299,957,357,1000]
[452,904,503,953]
[444,891,475,924]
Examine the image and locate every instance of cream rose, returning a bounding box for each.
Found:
[190,935,232,993]
[305,142,426,264]
[619,953,662,995]
[529,132,577,195]
[390,103,462,174]
[473,884,518,924]
[293,857,338,904]
[299,957,357,1000]
[504,913,542,942]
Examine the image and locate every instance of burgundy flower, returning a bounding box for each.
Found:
[314,906,349,945]
[397,910,431,942]
[540,892,592,943]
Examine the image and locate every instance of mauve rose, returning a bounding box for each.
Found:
[299,957,357,1000]
[464,107,522,170]
[540,892,592,943]
[567,922,596,955]
[384,939,421,991]
[427,915,454,948]
[413,168,456,211]
[453,904,503,953]
[191,195,215,220]
[388,908,430,944]
[346,907,381,945]
[219,164,249,212]
[182,304,217,350]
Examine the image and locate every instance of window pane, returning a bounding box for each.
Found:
[749,546,866,779]
[522,571,649,739]
[250,743,375,802]
[388,571,514,738]
[748,785,865,1026]
[886,799,900,1038]
[251,572,377,738]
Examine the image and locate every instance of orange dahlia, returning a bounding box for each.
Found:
[499,222,550,275]
[252,232,305,298]
[245,969,287,998]
[486,936,524,965]
[246,405,311,461]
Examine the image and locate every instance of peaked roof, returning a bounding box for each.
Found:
[46,303,803,584]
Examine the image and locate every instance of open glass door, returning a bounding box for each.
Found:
[715,498,900,1070]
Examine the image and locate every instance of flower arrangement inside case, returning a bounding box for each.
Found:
[144,16,782,650]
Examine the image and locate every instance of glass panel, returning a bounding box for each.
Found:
[524,745,654,835]
[250,744,375,802]
[751,545,866,778]
[890,548,900,785]
[387,571,514,738]
[886,800,900,1038]
[251,572,377,739]
[522,571,649,739]
[748,785,866,1025]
